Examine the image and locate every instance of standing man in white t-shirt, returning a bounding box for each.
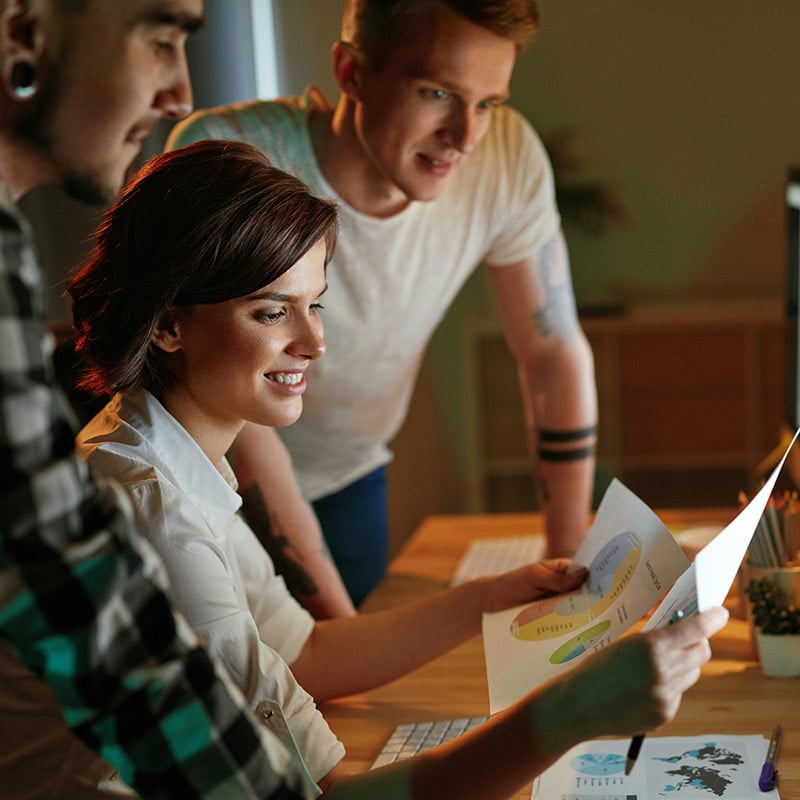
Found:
[168,0,598,611]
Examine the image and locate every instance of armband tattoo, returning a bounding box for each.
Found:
[538,444,597,462]
[538,424,598,443]
[537,425,597,461]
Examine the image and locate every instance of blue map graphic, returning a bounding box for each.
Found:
[653,743,745,797]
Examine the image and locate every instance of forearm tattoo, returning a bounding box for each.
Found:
[532,236,581,341]
[239,482,319,597]
[537,424,597,463]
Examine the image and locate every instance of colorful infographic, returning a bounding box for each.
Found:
[532,736,769,799]
[511,530,641,642]
[482,479,691,714]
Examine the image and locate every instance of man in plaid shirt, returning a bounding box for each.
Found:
[0,1,312,797]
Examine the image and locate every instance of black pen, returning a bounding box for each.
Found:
[624,732,644,776]
[624,608,685,776]
[758,724,781,792]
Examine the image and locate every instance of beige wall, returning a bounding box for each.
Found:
[271,0,343,100]
[512,0,800,306]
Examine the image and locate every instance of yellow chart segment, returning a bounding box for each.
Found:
[511,532,641,641]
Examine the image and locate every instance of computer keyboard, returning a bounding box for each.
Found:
[371,716,489,768]
[450,535,544,585]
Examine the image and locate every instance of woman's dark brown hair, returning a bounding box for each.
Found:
[67,139,338,398]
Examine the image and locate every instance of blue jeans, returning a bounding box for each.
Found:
[312,467,389,607]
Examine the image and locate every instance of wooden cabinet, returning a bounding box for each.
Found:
[464,305,787,511]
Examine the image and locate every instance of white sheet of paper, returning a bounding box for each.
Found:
[531,735,778,799]
[695,428,799,610]
[483,432,800,709]
[642,562,697,632]
[482,479,689,714]
[645,427,800,629]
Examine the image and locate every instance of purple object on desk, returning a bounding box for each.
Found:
[758,724,781,792]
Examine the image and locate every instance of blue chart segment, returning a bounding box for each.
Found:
[571,753,627,776]
[566,752,631,796]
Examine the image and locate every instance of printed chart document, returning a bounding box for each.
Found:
[482,430,800,714]
[531,735,779,799]
[482,479,689,713]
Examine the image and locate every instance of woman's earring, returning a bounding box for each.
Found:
[9,59,37,100]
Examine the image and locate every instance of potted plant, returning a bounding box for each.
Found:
[746,576,800,678]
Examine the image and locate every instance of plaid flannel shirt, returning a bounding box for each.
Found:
[0,182,315,800]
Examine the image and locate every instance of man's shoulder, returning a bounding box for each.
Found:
[458,105,551,192]
[493,103,529,126]
[483,104,540,152]
[167,86,331,152]
[168,97,301,148]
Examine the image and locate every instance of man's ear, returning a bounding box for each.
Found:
[331,40,365,100]
[150,308,184,354]
[1,0,43,66]
[1,0,45,100]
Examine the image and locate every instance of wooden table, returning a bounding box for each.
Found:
[319,511,800,799]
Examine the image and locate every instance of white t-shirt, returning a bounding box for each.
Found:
[168,89,560,501]
[77,389,344,783]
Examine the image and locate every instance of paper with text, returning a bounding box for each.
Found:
[483,429,800,713]
[482,479,689,713]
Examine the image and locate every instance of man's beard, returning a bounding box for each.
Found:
[17,72,117,207]
[61,167,116,207]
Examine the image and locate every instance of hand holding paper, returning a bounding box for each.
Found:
[482,429,800,714]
